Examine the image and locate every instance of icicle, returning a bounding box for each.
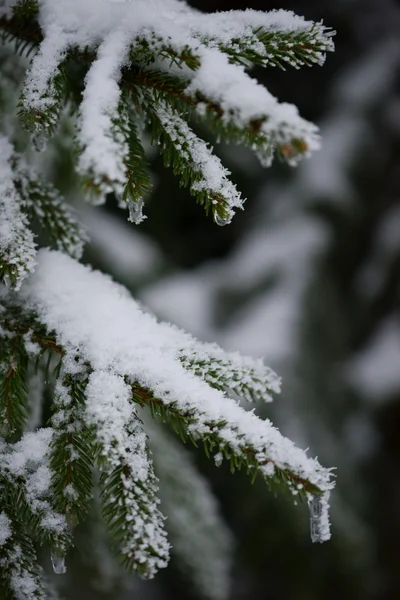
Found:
[309,496,324,543]
[51,550,67,575]
[127,198,146,225]
[32,131,48,153]
[213,212,230,227]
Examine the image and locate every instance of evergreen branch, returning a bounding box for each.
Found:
[130,32,201,71]
[13,163,87,259]
[49,375,94,528]
[0,14,318,164]
[131,385,323,496]
[0,136,36,291]
[0,509,47,600]
[78,85,152,223]
[1,249,334,507]
[0,334,29,439]
[207,24,334,70]
[143,93,243,223]
[86,371,169,579]
[179,344,281,403]
[128,66,311,165]
[18,59,69,148]
[0,429,71,554]
[119,102,152,222]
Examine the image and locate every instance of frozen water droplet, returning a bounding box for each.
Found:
[128,198,145,225]
[32,131,47,153]
[51,551,67,574]
[309,496,323,543]
[214,452,223,467]
[214,212,230,227]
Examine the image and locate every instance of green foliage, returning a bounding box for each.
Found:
[0,333,29,439]
[49,376,94,528]
[14,163,86,258]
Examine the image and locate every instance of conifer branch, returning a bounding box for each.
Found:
[0,510,47,600]
[13,163,87,259]
[49,376,94,528]
[0,334,29,439]
[144,93,243,223]
[86,371,169,578]
[131,385,323,496]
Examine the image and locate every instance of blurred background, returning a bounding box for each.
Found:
[55,0,400,598]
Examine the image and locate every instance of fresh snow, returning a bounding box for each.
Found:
[19,249,334,541]
[85,371,169,575]
[0,512,12,546]
[0,135,36,290]
[12,0,334,220]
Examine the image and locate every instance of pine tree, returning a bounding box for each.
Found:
[0,2,335,599]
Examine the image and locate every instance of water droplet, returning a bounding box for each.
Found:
[128,198,145,225]
[213,212,230,227]
[309,496,323,543]
[51,550,67,574]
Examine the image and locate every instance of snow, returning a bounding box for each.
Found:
[0,135,36,290]
[12,0,334,217]
[86,371,170,576]
[17,249,333,542]
[186,46,320,156]
[1,429,68,538]
[153,100,244,223]
[77,28,131,200]
[0,512,11,546]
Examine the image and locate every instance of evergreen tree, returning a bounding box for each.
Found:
[0,1,335,599]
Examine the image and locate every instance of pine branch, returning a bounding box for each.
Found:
[179,343,281,403]
[1,429,71,553]
[49,375,94,528]
[129,66,311,166]
[0,135,36,290]
[131,385,323,496]
[200,20,334,70]
[85,371,169,578]
[0,334,29,439]
[0,5,332,199]
[0,509,47,600]
[13,162,87,259]
[2,249,333,537]
[143,93,243,223]
[130,32,201,71]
